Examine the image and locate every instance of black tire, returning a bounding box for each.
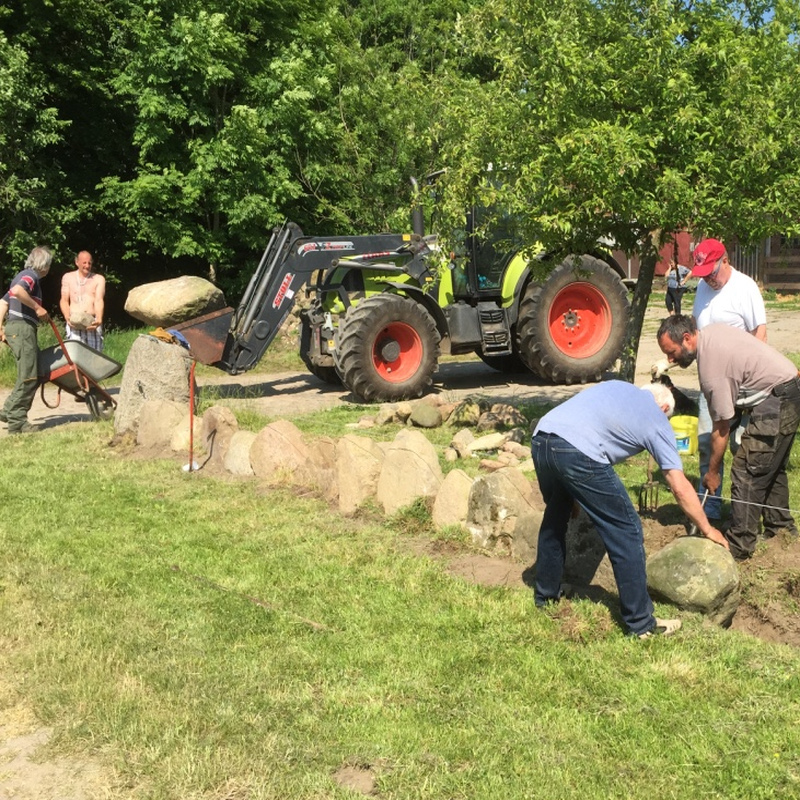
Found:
[334,293,440,402]
[85,387,114,421]
[299,314,342,385]
[518,256,629,384]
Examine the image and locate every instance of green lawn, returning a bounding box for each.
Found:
[1,423,800,799]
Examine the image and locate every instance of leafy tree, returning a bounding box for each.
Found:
[0,28,64,271]
[429,0,800,378]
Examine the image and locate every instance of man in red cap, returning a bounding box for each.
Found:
[691,237,767,524]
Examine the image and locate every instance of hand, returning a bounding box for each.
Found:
[705,527,730,550]
[702,470,721,495]
[0,327,5,343]
[35,305,49,322]
[87,320,101,331]
[650,359,672,381]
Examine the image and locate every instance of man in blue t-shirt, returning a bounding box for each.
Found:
[0,246,53,433]
[531,380,726,639]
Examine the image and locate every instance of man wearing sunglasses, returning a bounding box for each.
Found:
[691,238,767,525]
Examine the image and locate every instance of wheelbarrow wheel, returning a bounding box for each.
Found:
[86,387,114,421]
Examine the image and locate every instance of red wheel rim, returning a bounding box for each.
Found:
[547,283,612,358]
[372,322,423,383]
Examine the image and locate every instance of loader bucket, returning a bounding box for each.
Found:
[172,307,235,366]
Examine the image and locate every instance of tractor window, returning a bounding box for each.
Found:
[470,208,518,292]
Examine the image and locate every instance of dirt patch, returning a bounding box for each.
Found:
[0,673,112,800]
[414,517,800,647]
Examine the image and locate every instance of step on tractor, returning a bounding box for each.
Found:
[177,193,631,403]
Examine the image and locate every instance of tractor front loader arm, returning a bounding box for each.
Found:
[175,221,420,374]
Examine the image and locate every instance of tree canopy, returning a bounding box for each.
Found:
[1,0,799,334]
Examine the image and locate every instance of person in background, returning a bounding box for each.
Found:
[665,258,691,316]
[530,380,726,639]
[657,315,799,560]
[60,250,106,351]
[0,246,53,433]
[690,238,767,524]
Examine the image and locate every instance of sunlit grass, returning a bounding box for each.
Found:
[2,425,800,799]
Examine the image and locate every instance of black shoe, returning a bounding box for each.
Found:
[8,422,39,434]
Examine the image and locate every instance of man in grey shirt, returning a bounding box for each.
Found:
[658,315,800,560]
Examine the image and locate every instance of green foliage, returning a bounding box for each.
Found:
[0,31,64,267]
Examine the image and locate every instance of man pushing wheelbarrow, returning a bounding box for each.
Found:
[0,247,121,433]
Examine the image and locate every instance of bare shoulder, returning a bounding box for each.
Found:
[61,270,77,286]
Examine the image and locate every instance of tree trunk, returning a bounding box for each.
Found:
[618,242,658,383]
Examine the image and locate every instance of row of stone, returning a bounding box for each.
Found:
[113,336,741,627]
[133,397,741,627]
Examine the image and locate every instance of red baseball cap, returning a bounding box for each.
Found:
[692,238,727,277]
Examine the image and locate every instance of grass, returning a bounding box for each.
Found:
[2,424,800,799]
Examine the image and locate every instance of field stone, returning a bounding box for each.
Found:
[336,434,385,514]
[125,275,225,327]
[224,430,257,476]
[647,537,741,626]
[466,432,508,454]
[376,429,443,515]
[201,405,239,465]
[136,399,185,449]
[250,419,313,485]
[170,415,204,454]
[450,428,475,458]
[114,335,197,436]
[466,467,541,562]
[448,399,483,427]
[432,468,473,530]
[409,402,442,429]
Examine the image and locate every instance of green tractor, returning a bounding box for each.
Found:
[179,189,631,403]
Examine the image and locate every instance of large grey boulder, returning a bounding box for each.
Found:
[432,469,473,530]
[376,429,443,515]
[125,276,225,327]
[647,537,741,626]
[336,434,385,515]
[114,335,197,436]
[466,468,542,562]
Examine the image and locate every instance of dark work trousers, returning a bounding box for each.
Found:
[665,286,687,315]
[727,376,800,558]
[2,319,39,431]
[531,432,656,636]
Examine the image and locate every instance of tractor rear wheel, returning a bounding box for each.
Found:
[334,293,440,402]
[299,314,342,385]
[518,256,629,384]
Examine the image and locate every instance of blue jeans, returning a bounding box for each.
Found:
[531,433,656,636]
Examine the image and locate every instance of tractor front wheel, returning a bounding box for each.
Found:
[334,294,440,402]
[518,256,629,384]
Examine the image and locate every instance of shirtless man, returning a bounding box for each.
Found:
[60,250,106,350]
